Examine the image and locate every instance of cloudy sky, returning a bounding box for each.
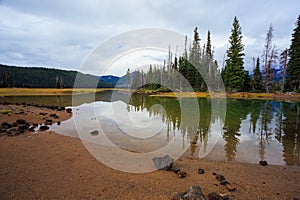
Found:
[0,0,299,76]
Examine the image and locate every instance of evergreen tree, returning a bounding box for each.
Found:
[188,27,202,90]
[205,30,212,58]
[279,49,288,92]
[126,68,131,88]
[253,57,263,91]
[287,15,300,92]
[223,17,246,92]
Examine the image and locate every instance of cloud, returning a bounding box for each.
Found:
[0,0,299,75]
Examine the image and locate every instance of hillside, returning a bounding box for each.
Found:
[0,64,115,88]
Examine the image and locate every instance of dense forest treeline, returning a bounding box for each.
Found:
[0,64,114,88]
[127,15,300,93]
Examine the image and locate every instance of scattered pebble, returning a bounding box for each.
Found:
[216,174,225,181]
[226,184,236,191]
[208,192,222,200]
[220,180,229,185]
[177,171,187,178]
[198,168,205,174]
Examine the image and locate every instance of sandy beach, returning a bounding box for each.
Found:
[1,103,300,199]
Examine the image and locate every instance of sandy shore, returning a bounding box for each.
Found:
[0,104,300,199]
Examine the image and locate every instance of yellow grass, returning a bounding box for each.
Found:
[151,91,300,101]
[0,88,299,101]
[0,88,131,96]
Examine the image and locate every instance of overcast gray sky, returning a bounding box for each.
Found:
[0,0,299,76]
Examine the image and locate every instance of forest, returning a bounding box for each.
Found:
[0,64,114,88]
[128,15,300,93]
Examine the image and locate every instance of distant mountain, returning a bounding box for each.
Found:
[99,75,120,86]
[115,71,138,88]
[0,64,115,88]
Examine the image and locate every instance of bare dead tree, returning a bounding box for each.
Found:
[262,25,277,93]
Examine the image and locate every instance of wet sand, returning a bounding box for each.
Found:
[0,104,300,199]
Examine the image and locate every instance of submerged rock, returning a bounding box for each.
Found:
[152,155,174,170]
[90,130,99,136]
[259,160,268,166]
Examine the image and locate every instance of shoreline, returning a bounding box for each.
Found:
[0,103,300,199]
[1,88,300,101]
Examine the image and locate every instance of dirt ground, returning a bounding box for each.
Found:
[0,104,300,200]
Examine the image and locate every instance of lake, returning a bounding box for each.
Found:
[1,90,299,166]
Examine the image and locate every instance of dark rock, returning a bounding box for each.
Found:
[259,160,268,166]
[45,119,53,125]
[170,166,180,174]
[181,185,206,200]
[57,107,65,111]
[215,174,225,181]
[39,112,47,116]
[222,195,230,200]
[208,192,222,200]
[49,113,59,119]
[152,155,174,170]
[198,168,205,174]
[16,129,25,134]
[172,192,183,200]
[39,125,49,131]
[212,172,217,176]
[177,171,187,178]
[18,124,29,131]
[66,108,72,113]
[16,119,26,124]
[12,122,18,127]
[32,123,38,127]
[57,121,61,125]
[6,128,16,134]
[220,180,229,185]
[226,184,236,191]
[90,130,99,136]
[1,122,12,129]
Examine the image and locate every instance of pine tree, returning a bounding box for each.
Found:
[253,57,263,91]
[126,68,131,89]
[223,16,246,92]
[287,15,300,92]
[188,27,202,90]
[279,49,288,92]
[205,30,212,58]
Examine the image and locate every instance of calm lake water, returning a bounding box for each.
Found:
[1,90,299,166]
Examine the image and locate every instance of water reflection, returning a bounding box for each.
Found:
[1,91,299,165]
[124,94,300,165]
